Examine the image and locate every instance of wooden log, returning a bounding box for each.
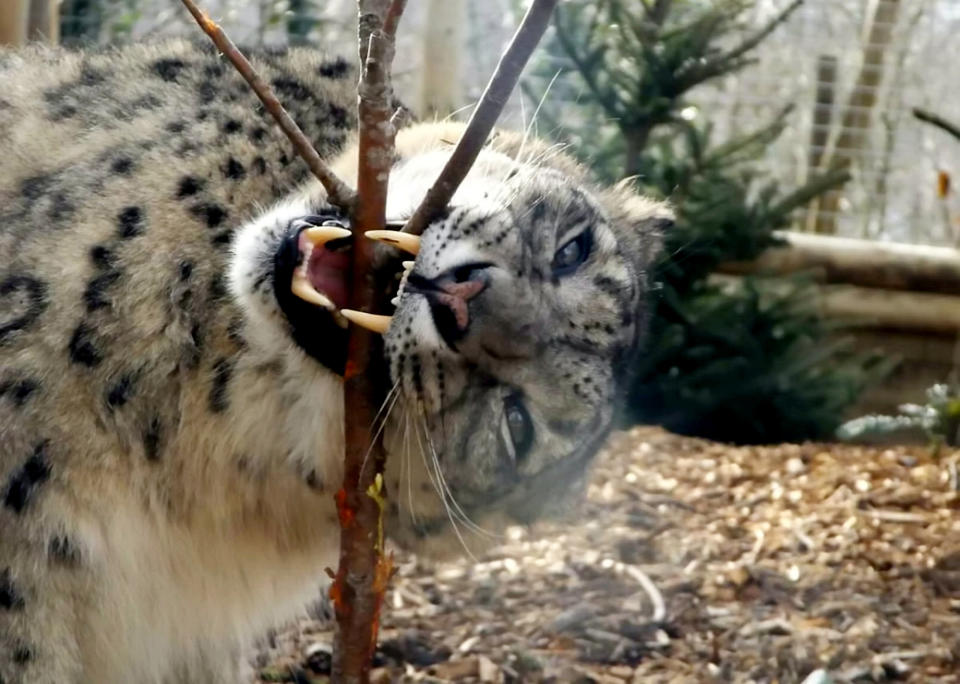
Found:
[804,54,837,234]
[812,0,901,235]
[0,0,28,46]
[27,0,58,44]
[719,231,960,295]
[710,274,960,334]
[820,284,960,334]
[419,0,465,115]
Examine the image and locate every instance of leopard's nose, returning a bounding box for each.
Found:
[406,263,491,348]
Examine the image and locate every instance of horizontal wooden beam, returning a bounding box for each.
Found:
[819,283,960,334]
[719,231,960,295]
[711,274,960,334]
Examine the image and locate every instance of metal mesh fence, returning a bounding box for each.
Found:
[58,0,346,47]
[687,0,960,246]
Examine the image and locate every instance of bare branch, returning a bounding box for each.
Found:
[679,0,803,91]
[180,3,556,681]
[383,0,407,39]
[178,0,357,211]
[402,0,559,236]
[718,0,802,66]
[914,107,960,143]
[331,3,406,682]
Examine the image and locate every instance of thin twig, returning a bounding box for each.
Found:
[860,509,930,524]
[178,0,357,211]
[402,0,559,236]
[913,107,960,142]
[617,562,667,622]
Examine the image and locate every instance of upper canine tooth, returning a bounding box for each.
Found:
[302,225,352,246]
[402,260,415,270]
[365,230,420,256]
[340,309,392,334]
[291,273,335,310]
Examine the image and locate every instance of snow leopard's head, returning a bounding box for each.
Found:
[232,122,669,555]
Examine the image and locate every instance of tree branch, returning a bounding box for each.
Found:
[181,2,557,681]
[178,0,357,211]
[914,107,960,143]
[718,0,802,67]
[770,166,851,218]
[553,10,618,118]
[330,2,406,682]
[402,0,559,236]
[679,0,802,91]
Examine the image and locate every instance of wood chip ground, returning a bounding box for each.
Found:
[256,427,960,683]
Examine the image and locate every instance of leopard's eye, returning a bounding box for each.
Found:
[501,394,534,464]
[553,230,592,276]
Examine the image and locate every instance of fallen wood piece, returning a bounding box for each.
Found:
[860,509,930,524]
[719,230,960,295]
[616,562,667,623]
[426,656,480,680]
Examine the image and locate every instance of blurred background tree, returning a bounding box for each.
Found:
[523,0,892,443]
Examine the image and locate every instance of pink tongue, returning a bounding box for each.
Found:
[301,233,351,309]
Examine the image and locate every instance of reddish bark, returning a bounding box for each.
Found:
[331,2,407,682]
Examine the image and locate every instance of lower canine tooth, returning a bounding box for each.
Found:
[340,310,392,334]
[365,230,420,256]
[291,273,335,309]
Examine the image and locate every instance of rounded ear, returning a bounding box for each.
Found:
[602,179,673,276]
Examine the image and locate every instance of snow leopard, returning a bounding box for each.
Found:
[0,38,669,682]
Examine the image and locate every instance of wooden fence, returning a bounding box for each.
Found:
[718,231,960,414]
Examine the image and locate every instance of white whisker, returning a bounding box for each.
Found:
[403,406,418,526]
[442,101,478,124]
[411,412,477,560]
[359,380,400,474]
[488,69,563,212]
[418,408,502,541]
[372,379,400,428]
[515,69,561,168]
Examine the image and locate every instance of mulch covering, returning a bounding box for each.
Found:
[256,427,960,683]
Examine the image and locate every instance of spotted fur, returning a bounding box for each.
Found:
[0,39,668,683]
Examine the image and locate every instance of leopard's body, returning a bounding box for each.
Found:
[0,39,668,682]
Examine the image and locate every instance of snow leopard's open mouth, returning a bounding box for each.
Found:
[290,219,353,314]
[273,215,352,373]
[273,214,419,373]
